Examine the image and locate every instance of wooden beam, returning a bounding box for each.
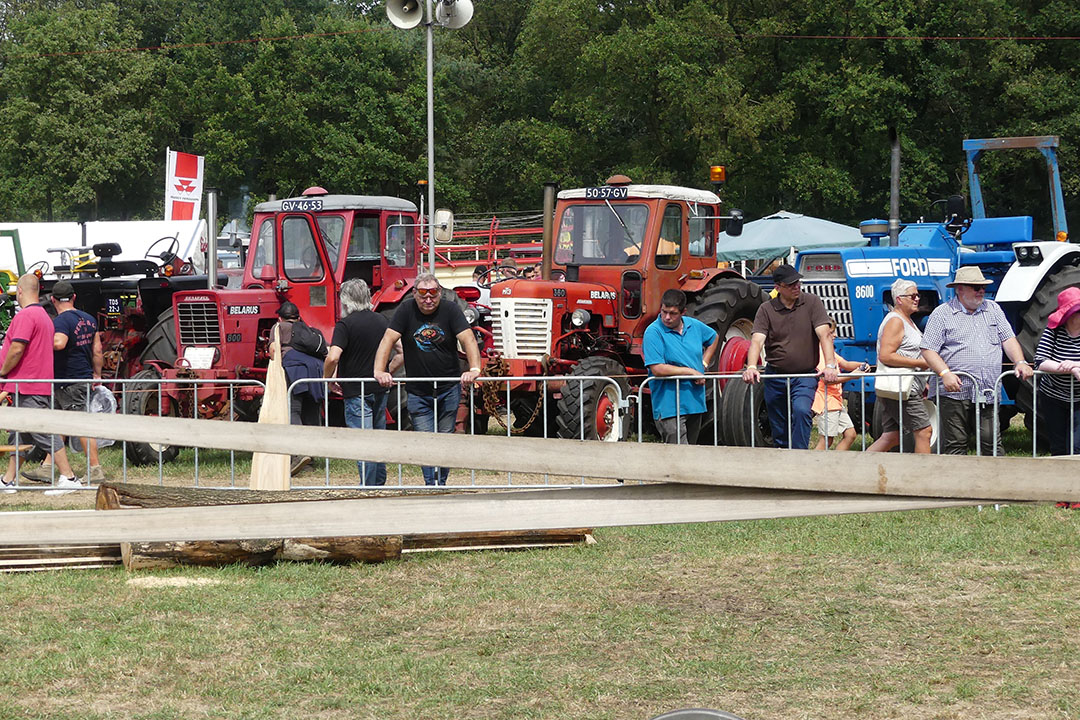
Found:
[0,484,981,545]
[1,405,1076,503]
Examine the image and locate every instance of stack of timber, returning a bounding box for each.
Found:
[0,544,121,573]
[97,483,594,571]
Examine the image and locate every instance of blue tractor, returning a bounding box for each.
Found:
[721,135,1074,445]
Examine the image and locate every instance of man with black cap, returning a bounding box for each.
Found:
[23,280,106,482]
[742,264,838,449]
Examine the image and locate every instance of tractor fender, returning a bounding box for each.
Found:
[996,242,1080,303]
[373,280,414,308]
[679,267,746,295]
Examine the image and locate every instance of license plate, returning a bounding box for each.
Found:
[584,187,628,200]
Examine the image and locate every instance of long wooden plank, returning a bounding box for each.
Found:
[0,484,982,545]
[1,405,1076,502]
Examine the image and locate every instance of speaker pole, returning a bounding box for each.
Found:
[426,0,436,273]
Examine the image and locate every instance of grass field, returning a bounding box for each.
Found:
[2,500,1079,719]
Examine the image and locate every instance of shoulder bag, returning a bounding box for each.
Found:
[873,363,914,401]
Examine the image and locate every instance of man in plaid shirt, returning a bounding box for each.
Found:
[920,266,1033,455]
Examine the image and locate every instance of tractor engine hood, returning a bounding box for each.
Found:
[491,278,619,318]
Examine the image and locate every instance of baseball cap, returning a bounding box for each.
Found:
[50,281,75,301]
[772,264,803,285]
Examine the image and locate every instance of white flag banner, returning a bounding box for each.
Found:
[164,147,204,221]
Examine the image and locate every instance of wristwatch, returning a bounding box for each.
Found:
[825,363,838,369]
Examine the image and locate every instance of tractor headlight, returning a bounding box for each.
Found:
[1015,244,1044,266]
[463,306,479,325]
[1017,247,1029,260]
[571,309,591,327]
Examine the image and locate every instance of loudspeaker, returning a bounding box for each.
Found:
[435,0,473,29]
[387,0,423,29]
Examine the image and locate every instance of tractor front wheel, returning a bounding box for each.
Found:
[555,356,629,441]
[123,368,181,465]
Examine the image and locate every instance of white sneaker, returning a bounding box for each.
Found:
[44,476,85,496]
[0,478,15,494]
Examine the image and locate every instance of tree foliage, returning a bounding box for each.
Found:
[0,0,1077,237]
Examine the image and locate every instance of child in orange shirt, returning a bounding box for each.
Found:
[812,319,869,450]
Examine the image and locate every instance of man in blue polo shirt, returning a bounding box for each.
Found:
[643,289,720,444]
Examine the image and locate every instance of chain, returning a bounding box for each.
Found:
[480,354,544,434]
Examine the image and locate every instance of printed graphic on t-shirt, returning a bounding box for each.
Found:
[413,323,447,352]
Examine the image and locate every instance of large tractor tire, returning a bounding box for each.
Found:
[686,279,765,444]
[555,356,630,441]
[719,376,773,447]
[1012,264,1080,417]
[140,308,178,367]
[123,368,181,465]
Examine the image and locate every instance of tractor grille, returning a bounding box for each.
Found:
[490,298,553,360]
[177,302,222,345]
[803,282,853,339]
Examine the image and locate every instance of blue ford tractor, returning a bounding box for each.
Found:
[720,135,1074,445]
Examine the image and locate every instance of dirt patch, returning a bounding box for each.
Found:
[126,576,225,588]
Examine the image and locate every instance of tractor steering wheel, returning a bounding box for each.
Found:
[145,235,181,264]
[26,260,50,277]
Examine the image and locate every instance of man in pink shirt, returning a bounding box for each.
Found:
[0,274,81,493]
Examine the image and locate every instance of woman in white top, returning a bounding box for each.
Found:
[867,278,934,453]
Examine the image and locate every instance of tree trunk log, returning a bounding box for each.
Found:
[101,482,591,570]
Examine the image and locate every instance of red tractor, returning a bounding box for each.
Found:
[128,187,424,464]
[485,172,761,441]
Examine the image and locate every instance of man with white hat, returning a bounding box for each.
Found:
[920,265,1033,455]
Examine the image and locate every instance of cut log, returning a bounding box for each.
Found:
[120,535,402,570]
[100,482,592,568]
[96,482,449,510]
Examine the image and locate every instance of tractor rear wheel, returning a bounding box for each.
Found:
[719,376,773,447]
[123,368,180,465]
[139,308,178,368]
[686,279,765,444]
[1012,264,1080,417]
[555,356,629,441]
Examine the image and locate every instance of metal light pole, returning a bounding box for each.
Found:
[386,0,473,273]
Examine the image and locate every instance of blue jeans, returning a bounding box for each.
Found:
[407,383,462,485]
[344,392,389,485]
[762,371,817,449]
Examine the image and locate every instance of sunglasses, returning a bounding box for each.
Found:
[898,293,920,300]
[958,284,986,292]
[414,287,441,297]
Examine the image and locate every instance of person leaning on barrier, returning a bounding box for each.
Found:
[323,279,403,486]
[275,301,328,476]
[743,264,839,449]
[373,273,482,486]
[867,278,934,454]
[22,280,107,484]
[920,266,1034,456]
[643,288,720,444]
[1032,286,1080,457]
[0,274,82,493]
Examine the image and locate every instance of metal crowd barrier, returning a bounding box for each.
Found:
[5,366,1078,494]
[286,374,624,488]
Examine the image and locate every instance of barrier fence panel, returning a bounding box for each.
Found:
[288,375,623,489]
[7,367,1079,494]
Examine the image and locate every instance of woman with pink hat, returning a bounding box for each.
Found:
[1032,286,1080,459]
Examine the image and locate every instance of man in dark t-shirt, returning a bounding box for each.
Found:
[374,273,482,485]
[742,264,838,449]
[24,280,105,483]
[324,279,402,486]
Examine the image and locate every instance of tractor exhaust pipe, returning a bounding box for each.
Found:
[541,182,558,281]
[207,188,219,288]
[889,127,901,247]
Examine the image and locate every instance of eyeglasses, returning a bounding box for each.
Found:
[958,284,986,292]
[898,293,920,300]
[414,287,441,297]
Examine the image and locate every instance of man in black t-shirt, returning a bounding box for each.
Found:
[374,273,482,485]
[324,279,402,485]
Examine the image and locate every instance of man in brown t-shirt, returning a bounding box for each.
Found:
[742,264,838,448]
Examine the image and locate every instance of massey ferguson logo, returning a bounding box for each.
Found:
[589,290,616,300]
[174,178,197,194]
